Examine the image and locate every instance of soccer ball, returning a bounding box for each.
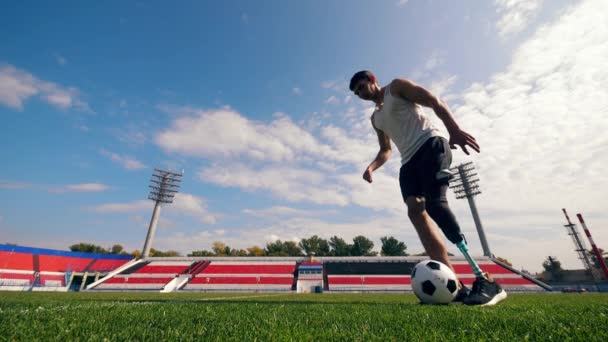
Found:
[411,260,458,304]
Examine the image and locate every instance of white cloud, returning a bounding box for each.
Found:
[88,193,217,225]
[199,163,350,206]
[292,87,302,95]
[63,183,109,192]
[0,180,109,193]
[100,149,146,170]
[325,95,340,105]
[424,51,444,71]
[0,180,32,190]
[243,206,337,219]
[156,107,340,163]
[495,0,545,37]
[396,0,409,7]
[111,126,147,147]
[89,200,151,213]
[321,79,346,93]
[168,193,217,224]
[75,124,89,132]
[429,75,458,99]
[54,53,67,66]
[0,63,89,111]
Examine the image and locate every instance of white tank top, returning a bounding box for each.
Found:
[372,85,442,165]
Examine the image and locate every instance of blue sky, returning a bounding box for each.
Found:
[1,0,607,272]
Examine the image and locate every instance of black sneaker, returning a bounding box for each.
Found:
[463,276,507,306]
[452,281,470,303]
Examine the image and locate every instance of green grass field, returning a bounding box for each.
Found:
[1,292,607,341]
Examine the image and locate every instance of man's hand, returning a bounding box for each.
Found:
[448,129,480,155]
[363,167,373,183]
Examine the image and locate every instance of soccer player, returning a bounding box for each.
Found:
[350,70,507,306]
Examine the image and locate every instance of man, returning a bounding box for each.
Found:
[350,70,506,306]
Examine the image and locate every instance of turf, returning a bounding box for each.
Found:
[1,292,607,341]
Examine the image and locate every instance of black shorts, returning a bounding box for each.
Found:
[399,136,452,201]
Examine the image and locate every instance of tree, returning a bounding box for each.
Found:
[212,241,227,256]
[266,240,288,256]
[413,251,455,257]
[131,250,142,259]
[299,235,330,256]
[69,243,108,254]
[329,236,351,256]
[351,235,377,256]
[380,236,408,256]
[247,246,266,256]
[265,240,303,256]
[284,241,303,256]
[110,244,124,254]
[543,256,564,281]
[231,249,248,257]
[149,248,181,257]
[495,256,512,267]
[188,250,215,257]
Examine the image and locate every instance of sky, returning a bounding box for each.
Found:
[1,0,606,273]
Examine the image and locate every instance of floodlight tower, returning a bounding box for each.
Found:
[449,162,492,257]
[577,213,608,280]
[561,209,601,282]
[141,168,182,258]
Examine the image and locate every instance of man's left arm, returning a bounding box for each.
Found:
[390,78,480,155]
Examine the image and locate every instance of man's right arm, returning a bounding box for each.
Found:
[363,118,391,183]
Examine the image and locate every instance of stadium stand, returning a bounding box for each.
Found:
[93,260,195,291]
[326,258,541,292]
[0,244,133,291]
[182,260,297,292]
[327,261,412,292]
[87,256,543,293]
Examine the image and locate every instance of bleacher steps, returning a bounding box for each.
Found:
[161,275,191,293]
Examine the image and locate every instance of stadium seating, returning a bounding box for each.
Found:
[182,261,296,292]
[326,261,412,292]
[93,260,195,291]
[451,261,539,288]
[326,259,540,292]
[0,244,133,290]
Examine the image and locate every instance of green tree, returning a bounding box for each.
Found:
[110,244,124,254]
[188,250,215,257]
[265,240,288,256]
[149,248,181,257]
[299,235,330,256]
[543,256,564,281]
[329,236,351,256]
[380,236,408,256]
[284,241,303,256]
[69,243,108,254]
[265,240,302,256]
[413,251,455,257]
[231,249,248,256]
[351,235,377,256]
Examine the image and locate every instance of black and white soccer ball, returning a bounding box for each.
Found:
[411,260,458,304]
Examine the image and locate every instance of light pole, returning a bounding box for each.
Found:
[449,162,492,257]
[141,168,182,258]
